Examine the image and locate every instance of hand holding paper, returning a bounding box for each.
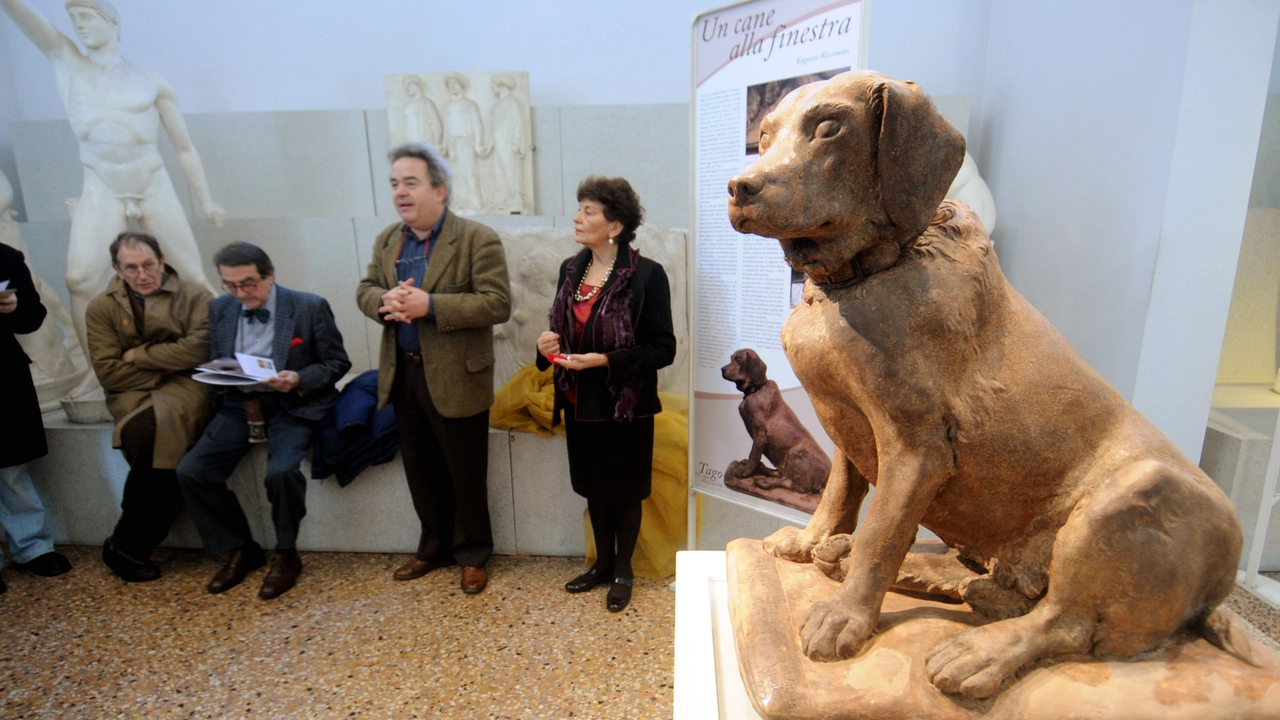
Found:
[263,370,300,393]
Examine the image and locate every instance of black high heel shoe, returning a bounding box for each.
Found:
[607,577,633,612]
[565,565,609,593]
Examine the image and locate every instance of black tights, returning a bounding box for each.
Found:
[587,499,642,581]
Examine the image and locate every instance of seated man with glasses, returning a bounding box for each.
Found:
[85,231,214,582]
[176,242,350,600]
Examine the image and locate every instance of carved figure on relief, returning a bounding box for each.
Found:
[727,69,1252,700]
[386,72,536,216]
[401,75,443,147]
[487,74,528,214]
[441,74,491,214]
[491,229,565,389]
[0,0,222,405]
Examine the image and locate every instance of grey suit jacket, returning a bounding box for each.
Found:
[209,284,351,422]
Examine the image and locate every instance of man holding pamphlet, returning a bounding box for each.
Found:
[177,242,349,600]
[85,231,212,583]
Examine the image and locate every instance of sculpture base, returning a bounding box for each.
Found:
[726,539,1280,720]
[724,474,822,514]
[59,390,112,424]
[34,365,89,413]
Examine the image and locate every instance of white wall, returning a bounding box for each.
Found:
[976,0,1195,401]
[0,0,711,217]
[973,0,1280,463]
[866,0,992,156]
[0,0,702,118]
[1130,1,1280,459]
[0,22,21,219]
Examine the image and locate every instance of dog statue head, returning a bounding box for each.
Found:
[722,348,768,395]
[728,71,965,286]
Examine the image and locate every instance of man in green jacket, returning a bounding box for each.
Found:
[356,142,510,594]
[86,232,212,582]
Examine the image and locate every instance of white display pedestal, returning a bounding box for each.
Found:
[672,550,763,720]
[1212,383,1280,607]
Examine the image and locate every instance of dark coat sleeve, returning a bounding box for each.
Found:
[605,260,676,382]
[294,296,351,397]
[0,245,46,337]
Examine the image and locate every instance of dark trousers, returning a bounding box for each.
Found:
[393,358,492,568]
[110,407,182,560]
[176,395,313,555]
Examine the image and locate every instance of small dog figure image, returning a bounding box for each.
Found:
[721,348,831,513]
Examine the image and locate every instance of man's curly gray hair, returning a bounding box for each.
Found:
[388,142,452,203]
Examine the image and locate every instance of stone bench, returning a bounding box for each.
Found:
[30,410,587,557]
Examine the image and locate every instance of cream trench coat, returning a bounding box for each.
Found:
[85,267,214,469]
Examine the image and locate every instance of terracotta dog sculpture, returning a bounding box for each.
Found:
[722,347,831,495]
[727,69,1249,699]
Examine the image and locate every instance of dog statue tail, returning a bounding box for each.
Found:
[1196,607,1277,669]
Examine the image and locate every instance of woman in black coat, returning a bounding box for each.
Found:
[536,176,676,612]
[0,242,71,588]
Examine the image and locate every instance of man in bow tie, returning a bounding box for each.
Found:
[177,242,350,600]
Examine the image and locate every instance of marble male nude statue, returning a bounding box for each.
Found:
[1,0,223,386]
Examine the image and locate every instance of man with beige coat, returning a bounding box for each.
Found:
[357,142,510,594]
[86,232,212,582]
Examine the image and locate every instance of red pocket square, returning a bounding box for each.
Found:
[290,337,304,347]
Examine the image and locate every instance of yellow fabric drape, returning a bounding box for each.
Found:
[490,363,688,579]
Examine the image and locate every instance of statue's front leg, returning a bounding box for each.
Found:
[763,447,865,562]
[799,442,949,660]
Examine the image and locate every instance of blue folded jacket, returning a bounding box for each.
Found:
[311,369,399,487]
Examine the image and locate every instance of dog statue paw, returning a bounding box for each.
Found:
[800,593,876,662]
[762,525,821,563]
[812,533,853,581]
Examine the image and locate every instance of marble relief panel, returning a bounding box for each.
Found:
[385,72,536,217]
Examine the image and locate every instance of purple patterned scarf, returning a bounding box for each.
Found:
[548,247,642,421]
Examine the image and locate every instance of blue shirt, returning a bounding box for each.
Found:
[394,214,444,353]
[236,283,277,358]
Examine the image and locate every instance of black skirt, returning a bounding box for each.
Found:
[564,409,654,504]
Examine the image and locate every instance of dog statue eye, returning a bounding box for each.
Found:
[759,132,772,152]
[815,119,841,139]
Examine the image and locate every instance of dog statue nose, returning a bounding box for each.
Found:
[728,174,763,203]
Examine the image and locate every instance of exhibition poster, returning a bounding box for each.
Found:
[690,0,867,524]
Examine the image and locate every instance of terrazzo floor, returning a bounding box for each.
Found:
[0,547,674,719]
[4,546,1280,720]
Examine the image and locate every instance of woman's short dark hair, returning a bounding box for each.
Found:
[109,231,163,265]
[576,176,644,246]
[213,241,274,278]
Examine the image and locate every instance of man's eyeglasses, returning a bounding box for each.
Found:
[117,260,160,277]
[221,277,261,292]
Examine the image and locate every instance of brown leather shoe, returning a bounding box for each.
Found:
[461,566,487,594]
[394,557,449,581]
[258,550,302,600]
[207,544,265,594]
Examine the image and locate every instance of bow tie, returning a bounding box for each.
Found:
[242,307,270,323]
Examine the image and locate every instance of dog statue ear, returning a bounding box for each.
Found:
[747,351,768,388]
[871,77,966,248]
